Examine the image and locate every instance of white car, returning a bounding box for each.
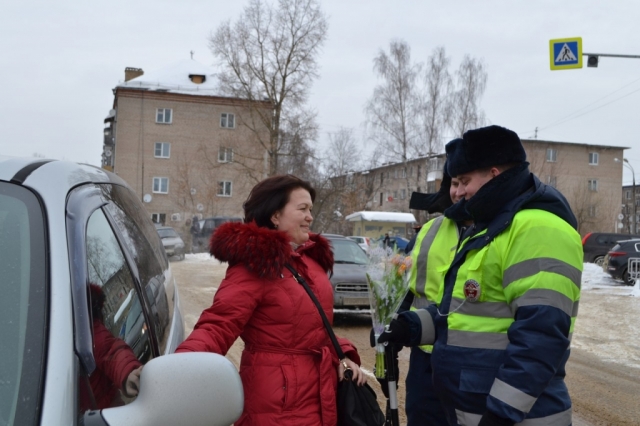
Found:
[0,156,243,426]
[347,235,371,253]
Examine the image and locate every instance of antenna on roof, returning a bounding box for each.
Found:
[190,50,194,60]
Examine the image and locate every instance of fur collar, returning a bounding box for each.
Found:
[209,221,334,280]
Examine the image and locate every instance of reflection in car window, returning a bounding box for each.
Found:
[102,184,171,354]
[85,209,150,409]
[0,183,46,426]
[331,239,370,265]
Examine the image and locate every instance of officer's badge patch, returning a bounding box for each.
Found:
[463,279,481,302]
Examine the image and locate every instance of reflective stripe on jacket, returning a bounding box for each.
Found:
[408,215,459,353]
[428,207,582,425]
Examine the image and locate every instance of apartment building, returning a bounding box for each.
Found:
[337,139,627,236]
[102,60,268,230]
[620,184,640,233]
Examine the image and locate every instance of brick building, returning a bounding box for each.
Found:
[102,60,268,232]
[335,139,627,236]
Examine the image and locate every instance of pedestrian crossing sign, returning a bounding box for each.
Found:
[550,37,583,70]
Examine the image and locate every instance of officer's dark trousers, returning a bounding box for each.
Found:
[405,347,449,426]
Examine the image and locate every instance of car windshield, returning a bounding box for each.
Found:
[0,182,46,425]
[157,228,179,239]
[331,239,369,265]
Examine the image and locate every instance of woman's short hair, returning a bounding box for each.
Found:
[244,175,316,229]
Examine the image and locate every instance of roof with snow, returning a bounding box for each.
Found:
[345,211,417,223]
[116,59,223,97]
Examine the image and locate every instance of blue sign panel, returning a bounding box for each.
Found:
[549,37,583,70]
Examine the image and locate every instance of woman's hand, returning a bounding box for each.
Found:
[123,366,143,397]
[338,358,367,386]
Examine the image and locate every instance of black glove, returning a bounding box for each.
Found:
[376,317,412,347]
[478,411,514,426]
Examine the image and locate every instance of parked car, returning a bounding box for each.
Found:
[325,234,371,310]
[193,216,243,252]
[347,236,371,253]
[602,239,640,285]
[390,236,410,251]
[0,156,243,426]
[582,232,640,265]
[157,226,186,260]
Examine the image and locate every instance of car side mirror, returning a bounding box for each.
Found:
[94,352,243,426]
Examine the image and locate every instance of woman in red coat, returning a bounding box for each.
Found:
[176,175,366,426]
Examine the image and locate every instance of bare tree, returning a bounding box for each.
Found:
[209,0,328,176]
[450,55,487,135]
[419,46,453,156]
[365,39,422,164]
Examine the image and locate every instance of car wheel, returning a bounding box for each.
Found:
[594,256,605,267]
[622,269,636,286]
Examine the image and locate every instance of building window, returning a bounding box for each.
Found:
[588,205,597,217]
[156,108,172,124]
[220,113,235,129]
[401,168,407,178]
[154,142,170,158]
[400,189,406,199]
[380,173,384,184]
[589,152,599,165]
[153,177,169,194]
[588,179,598,192]
[429,157,441,171]
[546,148,557,162]
[426,181,436,193]
[217,181,232,197]
[151,213,166,225]
[379,192,383,206]
[218,147,234,163]
[547,176,557,187]
[626,190,632,200]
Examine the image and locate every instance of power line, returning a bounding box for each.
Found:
[529,76,640,135]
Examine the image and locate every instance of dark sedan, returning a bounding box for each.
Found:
[324,235,371,310]
[603,239,640,285]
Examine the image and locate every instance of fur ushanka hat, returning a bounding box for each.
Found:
[445,125,526,177]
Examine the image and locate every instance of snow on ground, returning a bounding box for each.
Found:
[179,256,640,370]
[183,252,223,265]
[571,263,640,371]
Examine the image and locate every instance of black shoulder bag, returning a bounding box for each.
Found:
[285,264,385,426]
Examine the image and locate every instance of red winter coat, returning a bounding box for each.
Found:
[176,222,361,426]
[90,320,142,409]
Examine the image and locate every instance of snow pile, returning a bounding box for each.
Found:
[183,252,223,265]
[632,279,640,297]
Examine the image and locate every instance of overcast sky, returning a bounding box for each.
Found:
[2,0,640,183]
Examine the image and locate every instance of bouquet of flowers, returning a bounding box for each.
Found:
[366,246,411,378]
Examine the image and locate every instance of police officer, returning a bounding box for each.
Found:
[402,166,471,426]
[379,125,582,426]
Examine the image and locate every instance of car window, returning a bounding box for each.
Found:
[102,185,171,355]
[0,183,46,426]
[84,209,152,411]
[331,239,369,265]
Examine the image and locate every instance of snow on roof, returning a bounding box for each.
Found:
[345,211,416,223]
[117,59,222,97]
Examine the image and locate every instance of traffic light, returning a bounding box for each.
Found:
[587,55,599,67]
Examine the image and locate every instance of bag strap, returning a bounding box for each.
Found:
[285,263,346,361]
